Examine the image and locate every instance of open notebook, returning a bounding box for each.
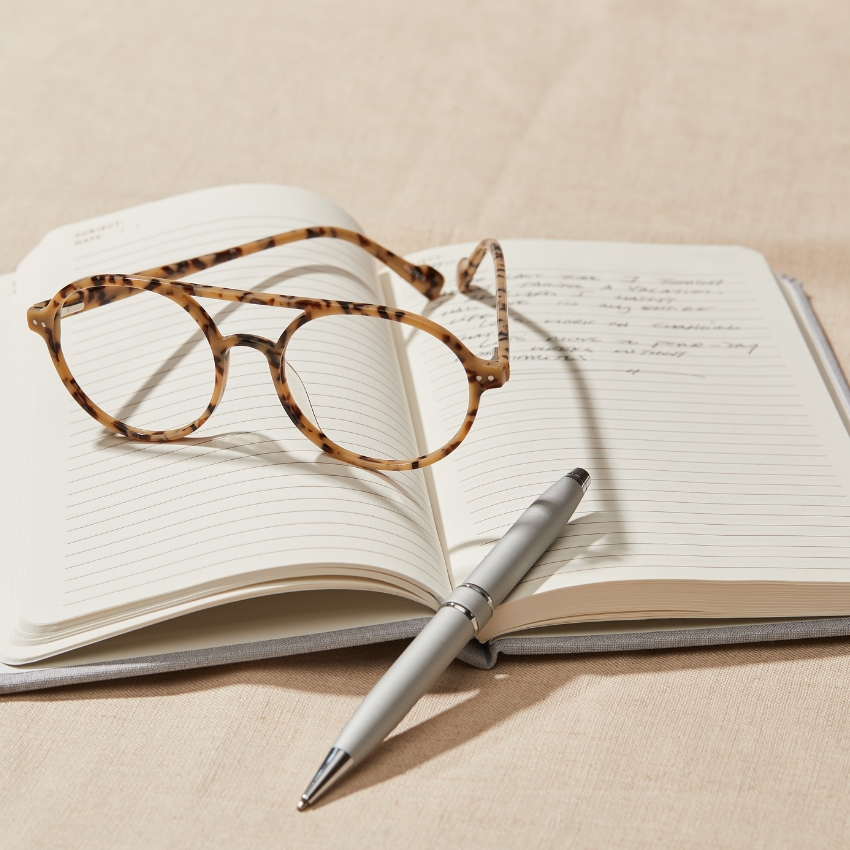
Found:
[3,184,850,694]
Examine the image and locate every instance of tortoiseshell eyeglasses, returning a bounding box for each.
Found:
[27,228,509,471]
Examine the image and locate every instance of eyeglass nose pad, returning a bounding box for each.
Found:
[284,362,324,432]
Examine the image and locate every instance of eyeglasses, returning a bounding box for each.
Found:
[27,227,509,471]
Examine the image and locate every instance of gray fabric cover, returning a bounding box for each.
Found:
[7,616,850,694]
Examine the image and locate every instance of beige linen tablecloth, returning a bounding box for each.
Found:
[1,2,849,847]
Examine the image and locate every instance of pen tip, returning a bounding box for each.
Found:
[298,747,353,809]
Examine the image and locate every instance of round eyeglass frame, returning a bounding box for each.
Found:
[29,274,507,472]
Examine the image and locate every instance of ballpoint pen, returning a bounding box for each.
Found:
[297,468,590,809]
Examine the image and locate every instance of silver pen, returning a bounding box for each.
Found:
[297,468,590,809]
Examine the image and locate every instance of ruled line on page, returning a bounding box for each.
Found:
[66,499,442,563]
[64,521,437,587]
[61,540,437,607]
[65,446,432,524]
[66,437,428,522]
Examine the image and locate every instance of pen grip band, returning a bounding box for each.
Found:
[441,600,480,635]
[442,583,495,633]
[459,583,494,613]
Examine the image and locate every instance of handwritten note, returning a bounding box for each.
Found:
[388,240,850,601]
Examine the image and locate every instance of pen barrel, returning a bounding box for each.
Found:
[334,605,475,762]
[301,470,589,807]
[463,472,587,608]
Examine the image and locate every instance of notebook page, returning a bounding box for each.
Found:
[386,240,850,629]
[8,186,449,660]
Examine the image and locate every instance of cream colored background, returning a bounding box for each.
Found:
[1,2,849,847]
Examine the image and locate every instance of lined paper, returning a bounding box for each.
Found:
[12,186,449,649]
[387,240,850,625]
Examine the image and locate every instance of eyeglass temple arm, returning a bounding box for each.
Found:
[134,226,445,300]
[456,239,510,379]
[37,227,444,314]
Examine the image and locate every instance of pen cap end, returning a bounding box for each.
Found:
[566,468,590,493]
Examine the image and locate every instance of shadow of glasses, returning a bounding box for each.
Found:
[418,283,627,560]
[110,263,375,425]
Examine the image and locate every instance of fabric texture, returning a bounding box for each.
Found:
[1,2,850,847]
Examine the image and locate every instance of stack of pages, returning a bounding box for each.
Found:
[3,184,850,693]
